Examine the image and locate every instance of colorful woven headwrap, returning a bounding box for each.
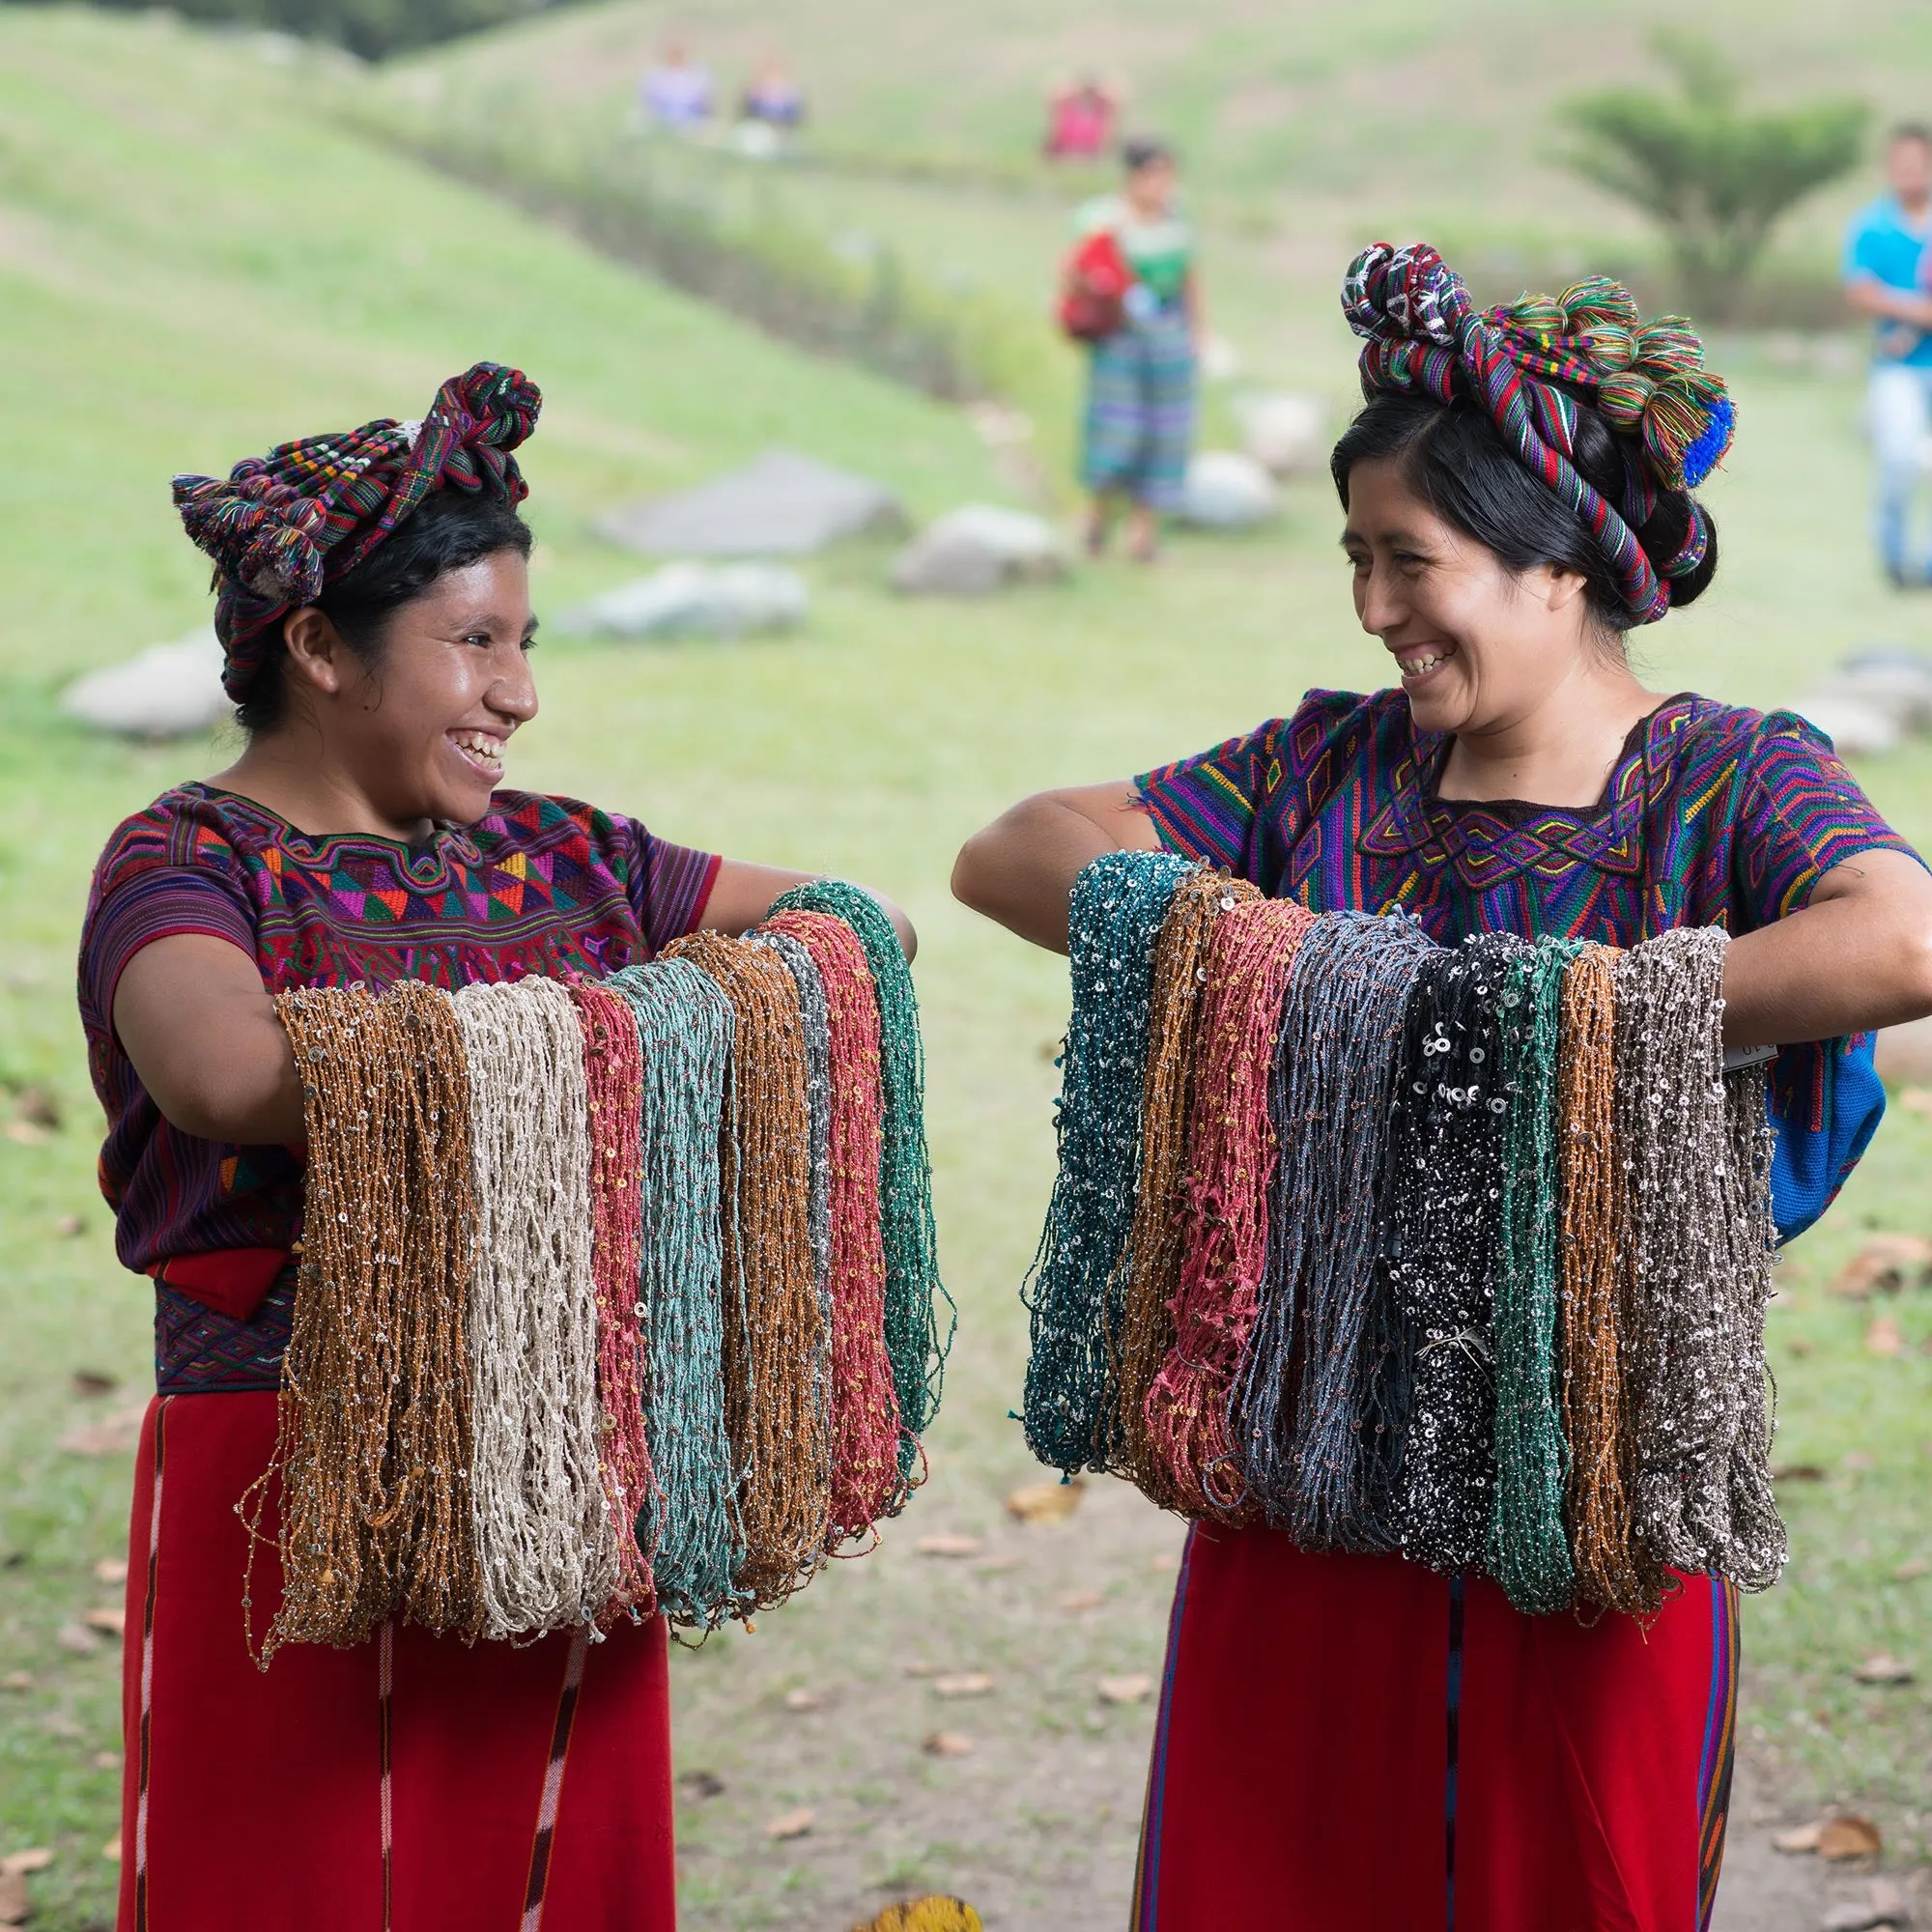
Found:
[173,362,543,701]
[1341,243,1734,626]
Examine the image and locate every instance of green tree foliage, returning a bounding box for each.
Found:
[14,0,578,62]
[1558,31,1867,322]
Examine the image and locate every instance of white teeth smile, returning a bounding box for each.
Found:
[452,731,505,772]
[1398,650,1451,677]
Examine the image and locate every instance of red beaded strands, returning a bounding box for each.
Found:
[1144,898,1316,1518]
[764,908,903,1545]
[568,981,658,1617]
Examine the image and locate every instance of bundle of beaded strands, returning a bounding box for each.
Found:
[1020,851,1787,1620]
[248,887,945,1662]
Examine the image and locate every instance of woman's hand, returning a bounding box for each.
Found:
[114,935,306,1145]
[701,858,918,961]
[1722,848,1932,1046]
[952,781,1161,954]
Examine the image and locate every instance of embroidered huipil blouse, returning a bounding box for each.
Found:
[1137,689,1917,1238]
[78,783,720,1390]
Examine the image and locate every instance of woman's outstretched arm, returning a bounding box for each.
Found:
[700,858,917,960]
[1722,848,1932,1047]
[952,781,1161,954]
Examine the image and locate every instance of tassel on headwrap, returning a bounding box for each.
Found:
[1340,242,1733,626]
[172,361,543,700]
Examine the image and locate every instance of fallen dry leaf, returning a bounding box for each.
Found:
[100,1835,121,1863]
[1097,1674,1153,1705]
[974,1553,1022,1573]
[0,1870,26,1927]
[0,1850,51,1877]
[0,1674,30,1693]
[1831,1234,1932,1299]
[1059,1590,1104,1614]
[93,1750,119,1770]
[915,1533,982,1559]
[71,1370,118,1398]
[1772,1820,1823,1854]
[1773,1463,1828,1484]
[932,1672,993,1699]
[764,1807,813,1841]
[55,1623,99,1657]
[1819,1815,1884,1861]
[53,1214,84,1239]
[1005,1478,1085,1524]
[94,1557,128,1586]
[900,1661,941,1678]
[59,1406,146,1457]
[1151,1551,1179,1574]
[923,1731,974,1758]
[781,1689,825,1713]
[1893,1557,1929,1580]
[1852,1654,1915,1685]
[83,1606,126,1638]
[13,1087,59,1130]
[3,1121,48,1147]
[1865,1316,1907,1357]
[679,1769,724,1801]
[1900,1087,1932,1118]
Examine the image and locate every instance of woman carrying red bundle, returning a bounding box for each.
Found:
[82,363,911,1930]
[954,245,1932,1928]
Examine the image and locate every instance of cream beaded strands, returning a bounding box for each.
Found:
[1024,852,1789,1619]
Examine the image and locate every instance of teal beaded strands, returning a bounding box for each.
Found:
[606,960,747,1628]
[768,881,951,1476]
[1022,851,1192,1475]
[1486,937,1581,1614]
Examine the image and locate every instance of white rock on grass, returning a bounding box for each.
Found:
[61,630,227,739]
[1822,649,1932,733]
[1235,392,1325,478]
[555,564,808,641]
[1789,693,1901,758]
[594,450,907,557]
[1177,450,1279,529]
[891,505,1071,598]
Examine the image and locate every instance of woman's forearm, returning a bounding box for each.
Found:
[953,783,1160,953]
[1720,850,1932,1047]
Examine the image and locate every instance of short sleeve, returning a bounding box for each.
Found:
[78,809,260,1044]
[1732,710,1920,928]
[1843,211,1883,282]
[1136,722,1281,881]
[610,814,721,955]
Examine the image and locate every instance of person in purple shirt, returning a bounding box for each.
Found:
[1844,124,1932,584]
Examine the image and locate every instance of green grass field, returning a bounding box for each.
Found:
[3,9,1931,1925]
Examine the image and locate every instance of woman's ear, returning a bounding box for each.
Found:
[1540,563,1594,621]
[281,608,351,698]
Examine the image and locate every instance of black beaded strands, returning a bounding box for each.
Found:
[1239,912,1436,1548]
[1383,932,1524,1573]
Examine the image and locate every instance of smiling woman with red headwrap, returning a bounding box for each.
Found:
[82,364,913,1931]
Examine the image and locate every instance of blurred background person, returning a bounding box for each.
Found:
[639,38,714,134]
[740,53,807,132]
[1070,136,1200,562]
[1043,74,1118,161]
[1845,123,1932,586]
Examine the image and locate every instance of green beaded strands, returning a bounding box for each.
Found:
[1487,937,1581,1614]
[769,881,951,1477]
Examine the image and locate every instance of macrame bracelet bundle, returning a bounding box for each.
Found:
[1023,853,1785,1619]
[250,889,945,1662]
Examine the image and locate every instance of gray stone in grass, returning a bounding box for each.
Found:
[1235,392,1325,478]
[60,630,228,739]
[890,505,1070,597]
[594,450,908,557]
[1176,450,1278,529]
[1822,648,1932,733]
[556,564,808,640]
[1788,694,1901,759]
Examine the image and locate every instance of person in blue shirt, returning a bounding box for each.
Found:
[1845,125,1932,585]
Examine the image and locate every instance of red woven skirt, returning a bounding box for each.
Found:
[116,1393,675,1932]
[1132,1523,1737,1932]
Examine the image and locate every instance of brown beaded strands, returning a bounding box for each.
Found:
[665,929,832,1608]
[250,982,482,1661]
[1107,868,1262,1504]
[1612,928,1784,1589]
[1555,944,1653,1616]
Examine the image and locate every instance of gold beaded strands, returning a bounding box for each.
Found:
[665,930,832,1609]
[452,977,623,1639]
[1555,945,1652,1617]
[250,982,482,1661]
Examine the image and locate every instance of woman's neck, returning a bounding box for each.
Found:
[1434,662,1665,810]
[210,735,434,843]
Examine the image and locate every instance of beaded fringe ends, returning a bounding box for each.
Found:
[252,890,946,1662]
[1021,854,1785,1619]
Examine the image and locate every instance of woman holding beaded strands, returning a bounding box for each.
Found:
[953,245,1932,1930]
[79,364,913,1932]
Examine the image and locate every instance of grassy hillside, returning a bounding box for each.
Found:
[4,8,1932,1927]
